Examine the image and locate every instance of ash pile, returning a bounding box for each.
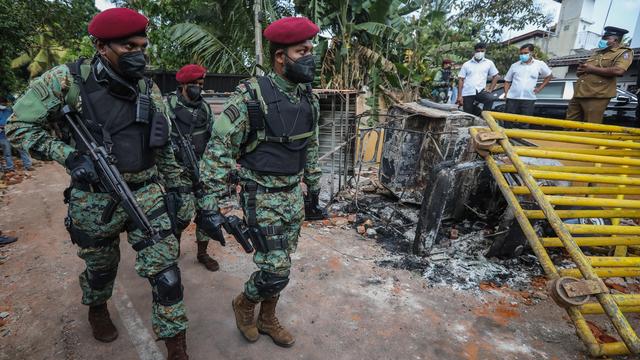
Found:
[330,101,559,291]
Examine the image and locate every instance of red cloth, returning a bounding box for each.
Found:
[263,17,319,45]
[176,64,207,84]
[88,8,149,40]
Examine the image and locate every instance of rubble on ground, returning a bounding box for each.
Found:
[325,166,561,292]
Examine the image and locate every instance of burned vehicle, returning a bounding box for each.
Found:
[378,100,562,258]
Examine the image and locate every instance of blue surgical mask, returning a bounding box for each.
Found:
[519,54,530,63]
[598,39,609,49]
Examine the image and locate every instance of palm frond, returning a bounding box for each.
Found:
[11,53,32,69]
[170,23,250,74]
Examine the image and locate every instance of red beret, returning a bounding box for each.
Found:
[176,64,207,84]
[88,8,149,40]
[263,17,319,45]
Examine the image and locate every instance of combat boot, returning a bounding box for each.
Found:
[196,241,219,271]
[88,303,118,342]
[165,330,189,360]
[257,295,295,347]
[232,292,259,342]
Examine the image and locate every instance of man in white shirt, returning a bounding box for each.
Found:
[456,42,500,115]
[503,43,553,116]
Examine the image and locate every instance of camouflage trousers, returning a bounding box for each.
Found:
[240,183,305,302]
[175,191,212,243]
[67,182,188,339]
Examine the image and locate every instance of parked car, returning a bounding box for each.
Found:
[491,79,638,127]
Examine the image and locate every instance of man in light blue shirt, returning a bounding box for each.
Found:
[0,96,32,172]
[503,44,553,116]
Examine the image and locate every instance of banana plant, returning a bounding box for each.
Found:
[11,33,66,79]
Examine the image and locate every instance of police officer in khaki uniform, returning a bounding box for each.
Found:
[567,26,634,123]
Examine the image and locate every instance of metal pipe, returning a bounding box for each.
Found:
[560,267,640,278]
[547,196,640,209]
[528,170,640,186]
[588,257,640,267]
[488,111,640,135]
[495,147,640,166]
[491,146,640,157]
[504,129,640,150]
[541,236,640,247]
[500,164,640,175]
[565,225,640,235]
[525,209,640,219]
[513,186,640,196]
[536,130,640,141]
[481,111,640,354]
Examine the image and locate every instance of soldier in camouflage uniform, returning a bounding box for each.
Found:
[196,17,327,347]
[165,64,221,271]
[6,8,189,359]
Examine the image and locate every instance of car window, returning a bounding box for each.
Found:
[536,82,565,99]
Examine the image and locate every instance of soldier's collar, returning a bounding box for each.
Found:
[93,56,138,101]
[270,72,298,94]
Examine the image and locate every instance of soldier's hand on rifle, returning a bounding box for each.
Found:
[195,209,226,246]
[304,191,328,220]
[65,152,99,184]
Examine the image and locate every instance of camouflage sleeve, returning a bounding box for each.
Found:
[197,86,250,211]
[151,85,187,188]
[6,65,76,164]
[304,96,322,193]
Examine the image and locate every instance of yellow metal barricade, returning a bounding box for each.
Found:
[473,111,640,357]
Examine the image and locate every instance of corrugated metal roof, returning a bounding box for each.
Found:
[548,47,640,67]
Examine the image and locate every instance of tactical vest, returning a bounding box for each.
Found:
[67,60,159,173]
[168,93,212,160]
[239,76,316,175]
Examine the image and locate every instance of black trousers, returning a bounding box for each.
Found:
[462,95,494,116]
[505,99,536,116]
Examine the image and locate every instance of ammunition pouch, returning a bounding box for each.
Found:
[149,111,170,148]
[241,180,293,253]
[65,216,116,249]
[164,191,182,234]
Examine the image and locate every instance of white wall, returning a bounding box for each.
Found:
[632,11,640,48]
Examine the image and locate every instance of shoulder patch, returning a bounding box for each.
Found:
[624,52,630,59]
[223,105,241,122]
[32,81,49,100]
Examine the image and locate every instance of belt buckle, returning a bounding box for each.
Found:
[245,181,258,192]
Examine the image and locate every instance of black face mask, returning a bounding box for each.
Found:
[117,51,147,80]
[186,84,202,102]
[284,54,316,84]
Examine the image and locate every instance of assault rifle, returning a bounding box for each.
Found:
[62,105,162,250]
[171,118,204,197]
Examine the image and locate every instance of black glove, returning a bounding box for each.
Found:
[304,191,328,220]
[195,210,226,246]
[65,152,99,184]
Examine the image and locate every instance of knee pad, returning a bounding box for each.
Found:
[254,271,290,298]
[149,264,183,306]
[86,268,117,290]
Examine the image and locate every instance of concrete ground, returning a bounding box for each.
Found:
[0,163,590,360]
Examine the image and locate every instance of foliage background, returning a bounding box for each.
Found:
[2,0,554,107]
